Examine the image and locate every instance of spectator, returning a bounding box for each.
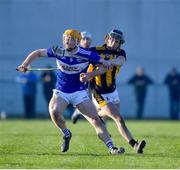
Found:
[41,65,56,108]
[17,70,38,119]
[128,67,153,119]
[164,68,180,120]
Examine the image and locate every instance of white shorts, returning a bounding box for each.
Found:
[53,89,90,106]
[92,89,120,108]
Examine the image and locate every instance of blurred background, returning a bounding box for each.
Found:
[0,0,179,120]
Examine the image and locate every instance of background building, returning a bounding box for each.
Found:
[0,0,179,118]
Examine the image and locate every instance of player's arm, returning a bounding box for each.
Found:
[81,51,111,68]
[80,65,108,83]
[110,55,126,67]
[88,65,108,78]
[16,49,47,72]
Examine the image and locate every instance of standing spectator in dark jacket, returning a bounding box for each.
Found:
[17,70,38,119]
[164,68,180,120]
[41,65,56,108]
[128,67,153,119]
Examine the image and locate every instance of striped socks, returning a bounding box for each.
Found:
[105,140,114,150]
[62,128,71,138]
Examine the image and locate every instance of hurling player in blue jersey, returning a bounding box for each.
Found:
[16,29,125,155]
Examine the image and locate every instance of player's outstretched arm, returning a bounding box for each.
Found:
[16,49,47,72]
[85,51,111,69]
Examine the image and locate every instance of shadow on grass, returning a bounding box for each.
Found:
[1,151,179,159]
[0,151,110,157]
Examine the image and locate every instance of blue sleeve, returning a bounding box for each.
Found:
[90,51,101,62]
[47,47,56,58]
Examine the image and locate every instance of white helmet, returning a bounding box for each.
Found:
[81,31,92,39]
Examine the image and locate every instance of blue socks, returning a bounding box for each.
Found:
[105,140,114,150]
[62,128,71,138]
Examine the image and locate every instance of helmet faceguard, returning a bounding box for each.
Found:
[104,29,125,51]
[108,29,125,44]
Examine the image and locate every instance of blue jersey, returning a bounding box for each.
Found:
[47,46,101,93]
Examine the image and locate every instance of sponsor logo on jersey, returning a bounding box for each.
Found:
[60,64,82,72]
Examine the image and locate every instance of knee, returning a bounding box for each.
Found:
[49,105,59,118]
[49,107,65,123]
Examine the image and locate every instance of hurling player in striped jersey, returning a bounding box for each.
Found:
[16,29,125,155]
[80,29,146,154]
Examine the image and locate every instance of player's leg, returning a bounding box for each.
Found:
[24,95,29,118]
[93,90,146,154]
[71,108,82,124]
[176,98,180,119]
[138,95,145,119]
[137,95,142,119]
[49,91,71,152]
[98,100,119,127]
[76,99,125,155]
[100,102,146,153]
[100,103,133,141]
[93,91,132,141]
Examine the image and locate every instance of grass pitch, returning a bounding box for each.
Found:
[0,119,180,169]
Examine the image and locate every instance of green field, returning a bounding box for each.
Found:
[0,119,180,169]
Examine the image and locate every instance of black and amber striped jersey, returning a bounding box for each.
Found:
[90,45,126,94]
